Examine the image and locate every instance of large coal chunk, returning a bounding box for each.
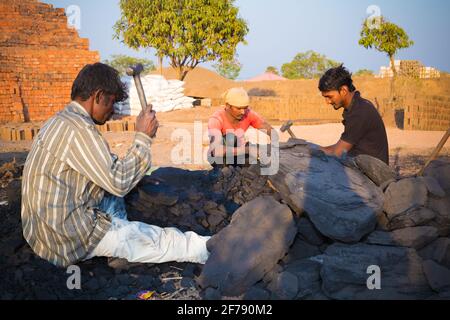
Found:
[419,237,450,268]
[366,226,439,249]
[354,154,396,187]
[321,243,433,299]
[270,146,384,243]
[383,177,428,218]
[196,196,296,297]
[424,159,450,194]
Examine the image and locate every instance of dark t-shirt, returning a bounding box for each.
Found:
[341,91,389,164]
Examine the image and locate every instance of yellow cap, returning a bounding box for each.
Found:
[223,87,249,107]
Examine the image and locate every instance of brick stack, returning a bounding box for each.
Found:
[0,0,99,123]
[403,95,450,131]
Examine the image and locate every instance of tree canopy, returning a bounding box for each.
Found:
[265,66,279,75]
[354,69,375,77]
[213,58,242,80]
[114,0,249,81]
[281,51,340,79]
[103,54,156,76]
[359,16,413,77]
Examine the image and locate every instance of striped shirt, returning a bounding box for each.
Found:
[21,101,152,267]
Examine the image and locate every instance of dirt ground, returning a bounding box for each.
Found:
[1,119,448,177]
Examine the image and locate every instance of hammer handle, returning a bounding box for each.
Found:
[287,128,297,139]
[134,75,150,111]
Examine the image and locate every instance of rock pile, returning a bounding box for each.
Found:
[1,150,449,300]
[195,147,450,300]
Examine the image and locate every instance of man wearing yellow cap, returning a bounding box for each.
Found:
[208,87,276,166]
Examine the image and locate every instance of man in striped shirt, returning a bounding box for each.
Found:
[21,63,210,268]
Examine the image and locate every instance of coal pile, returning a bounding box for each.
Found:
[1,155,449,300]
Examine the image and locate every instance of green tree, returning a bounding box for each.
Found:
[265,66,279,75]
[281,51,340,79]
[103,54,156,76]
[114,0,249,81]
[213,58,242,80]
[359,16,413,77]
[354,69,374,77]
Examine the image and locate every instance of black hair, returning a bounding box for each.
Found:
[318,64,356,92]
[71,63,128,102]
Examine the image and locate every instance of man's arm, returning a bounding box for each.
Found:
[66,106,158,197]
[258,121,278,141]
[208,132,246,158]
[321,139,353,157]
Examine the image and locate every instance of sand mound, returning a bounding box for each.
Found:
[151,66,235,99]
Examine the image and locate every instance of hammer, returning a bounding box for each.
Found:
[280,120,297,139]
[126,63,150,111]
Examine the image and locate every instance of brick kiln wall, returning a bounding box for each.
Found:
[0,0,99,123]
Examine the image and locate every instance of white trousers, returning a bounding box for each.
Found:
[86,194,210,264]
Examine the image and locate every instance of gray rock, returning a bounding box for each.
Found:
[116,274,134,286]
[388,207,437,230]
[262,264,283,285]
[207,213,224,229]
[268,271,298,300]
[138,185,178,206]
[419,238,450,268]
[383,177,428,218]
[427,197,450,237]
[284,259,322,299]
[160,280,177,294]
[181,264,196,277]
[419,176,446,198]
[424,159,450,194]
[221,166,233,179]
[376,212,391,231]
[366,226,439,249]
[85,278,100,291]
[270,146,384,243]
[180,277,195,288]
[197,196,296,296]
[135,275,154,289]
[354,154,396,187]
[285,259,321,283]
[297,217,326,246]
[321,243,433,299]
[283,239,321,263]
[203,200,218,211]
[203,287,222,300]
[422,260,450,292]
[243,285,271,300]
[205,208,227,219]
[107,258,132,270]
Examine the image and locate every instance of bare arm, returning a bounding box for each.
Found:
[320,139,353,157]
[208,133,246,158]
[258,121,279,142]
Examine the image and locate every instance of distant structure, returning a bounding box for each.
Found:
[246,72,288,82]
[377,60,440,79]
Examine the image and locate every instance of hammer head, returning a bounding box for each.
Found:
[280,120,294,132]
[126,63,144,77]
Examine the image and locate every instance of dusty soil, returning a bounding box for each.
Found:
[2,121,448,176]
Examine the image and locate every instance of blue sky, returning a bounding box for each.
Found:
[42,0,450,79]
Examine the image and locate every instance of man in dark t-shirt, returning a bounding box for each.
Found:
[317,65,389,164]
